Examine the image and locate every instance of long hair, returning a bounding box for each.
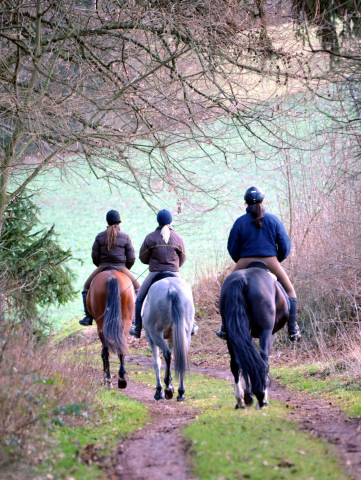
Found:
[160,225,170,243]
[105,224,118,251]
[249,202,265,228]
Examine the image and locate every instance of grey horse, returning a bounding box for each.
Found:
[142,275,195,401]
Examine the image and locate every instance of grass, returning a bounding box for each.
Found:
[37,388,149,480]
[121,363,350,480]
[185,403,349,480]
[271,364,361,418]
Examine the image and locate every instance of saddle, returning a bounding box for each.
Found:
[246,261,290,310]
[99,265,121,273]
[148,271,176,292]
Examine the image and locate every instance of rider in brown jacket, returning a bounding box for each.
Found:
[129,209,198,338]
[79,209,140,326]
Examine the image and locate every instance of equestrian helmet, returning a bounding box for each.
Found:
[106,209,121,225]
[244,186,265,204]
[157,209,173,225]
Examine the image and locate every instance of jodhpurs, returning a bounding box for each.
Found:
[233,256,296,298]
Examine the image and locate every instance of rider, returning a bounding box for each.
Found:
[129,209,198,338]
[79,209,140,326]
[216,186,301,342]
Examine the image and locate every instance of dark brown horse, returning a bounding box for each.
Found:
[220,263,289,409]
[87,270,135,389]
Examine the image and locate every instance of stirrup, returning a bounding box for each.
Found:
[216,328,227,340]
[129,326,141,338]
[79,316,93,326]
[289,326,301,342]
[191,322,199,336]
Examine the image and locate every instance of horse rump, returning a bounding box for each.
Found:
[102,277,127,355]
[220,273,268,395]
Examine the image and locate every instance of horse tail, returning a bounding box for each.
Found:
[102,277,127,355]
[223,276,267,394]
[169,287,188,380]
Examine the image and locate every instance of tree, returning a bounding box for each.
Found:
[0,0,312,229]
[0,192,76,322]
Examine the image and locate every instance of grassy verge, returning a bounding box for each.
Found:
[123,364,350,480]
[271,364,361,418]
[37,389,149,480]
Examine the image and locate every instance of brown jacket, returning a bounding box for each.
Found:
[139,226,186,272]
[92,228,136,269]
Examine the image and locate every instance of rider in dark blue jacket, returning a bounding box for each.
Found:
[216,186,301,342]
[227,208,291,263]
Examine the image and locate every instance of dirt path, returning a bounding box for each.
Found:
[107,355,361,480]
[107,374,197,480]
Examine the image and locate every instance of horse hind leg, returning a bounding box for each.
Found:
[101,346,112,389]
[229,347,245,409]
[177,378,185,402]
[163,348,175,400]
[117,353,127,389]
[255,391,267,409]
[148,335,164,401]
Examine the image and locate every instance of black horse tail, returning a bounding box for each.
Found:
[170,287,188,380]
[224,276,267,394]
[103,277,127,355]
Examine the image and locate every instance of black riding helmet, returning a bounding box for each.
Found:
[244,186,265,205]
[106,209,121,225]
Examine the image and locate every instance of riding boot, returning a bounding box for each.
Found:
[129,297,142,338]
[79,290,93,326]
[288,297,301,342]
[216,323,227,340]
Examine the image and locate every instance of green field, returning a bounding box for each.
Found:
[30,98,333,329]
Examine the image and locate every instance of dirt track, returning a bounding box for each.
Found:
[105,355,361,480]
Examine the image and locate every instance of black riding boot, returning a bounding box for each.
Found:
[129,297,142,338]
[216,323,227,340]
[288,297,301,342]
[79,290,93,326]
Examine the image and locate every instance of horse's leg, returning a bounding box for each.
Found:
[146,333,164,401]
[101,345,112,389]
[117,354,127,389]
[163,336,174,400]
[163,346,174,400]
[229,344,245,409]
[256,329,274,409]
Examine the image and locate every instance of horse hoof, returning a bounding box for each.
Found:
[165,388,174,400]
[118,378,127,389]
[244,393,254,407]
[235,402,245,409]
[104,379,113,389]
[177,394,185,402]
[154,390,165,401]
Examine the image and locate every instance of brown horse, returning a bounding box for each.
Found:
[87,270,135,389]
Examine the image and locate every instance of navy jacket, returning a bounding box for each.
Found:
[227,206,291,263]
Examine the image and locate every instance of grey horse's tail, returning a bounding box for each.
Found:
[169,286,188,380]
[223,276,267,394]
[103,277,127,355]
